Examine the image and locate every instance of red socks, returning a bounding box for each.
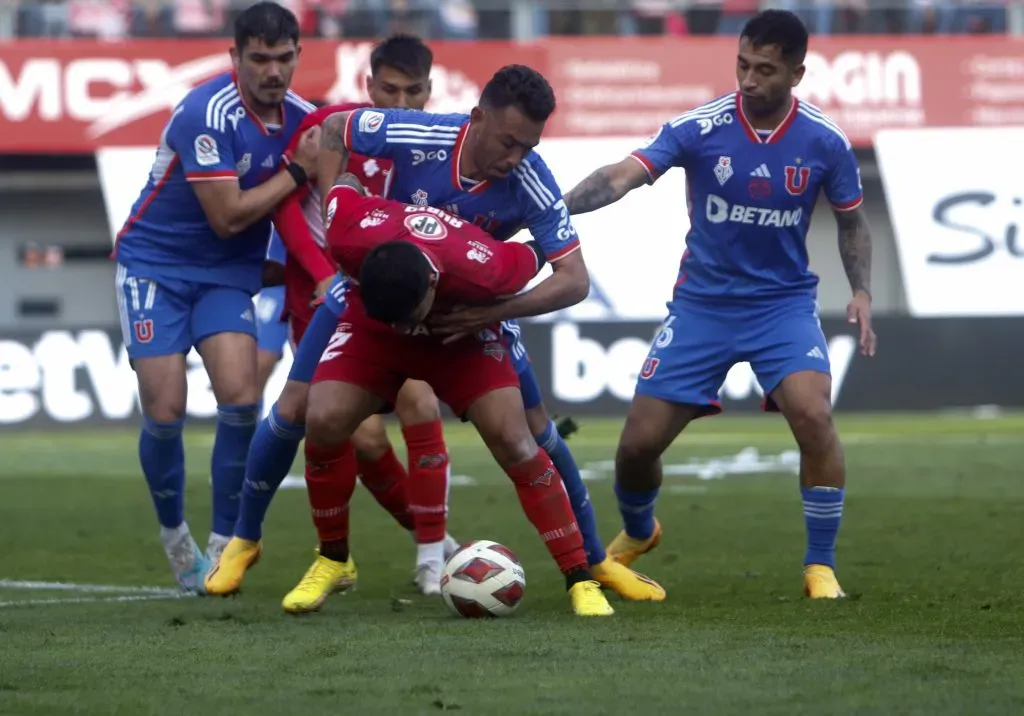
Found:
[304,441,358,558]
[402,420,450,545]
[506,451,587,574]
[356,446,414,531]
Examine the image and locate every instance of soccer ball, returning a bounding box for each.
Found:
[440,540,526,618]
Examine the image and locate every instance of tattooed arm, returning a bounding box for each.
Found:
[317,111,354,221]
[834,206,872,297]
[563,157,650,215]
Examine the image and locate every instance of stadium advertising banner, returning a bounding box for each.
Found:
[875,127,1024,318]
[3,36,1024,152]
[1,318,1022,428]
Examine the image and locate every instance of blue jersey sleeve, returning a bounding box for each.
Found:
[166,100,237,181]
[824,136,864,212]
[343,108,440,160]
[630,120,696,182]
[515,154,580,262]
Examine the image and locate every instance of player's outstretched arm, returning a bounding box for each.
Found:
[564,157,650,215]
[191,126,320,238]
[317,112,355,218]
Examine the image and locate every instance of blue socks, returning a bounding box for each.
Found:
[535,420,606,566]
[234,403,307,541]
[615,482,660,541]
[139,417,186,528]
[210,404,259,537]
[802,486,844,568]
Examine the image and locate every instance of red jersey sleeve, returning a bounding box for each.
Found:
[449,224,542,299]
[272,190,336,284]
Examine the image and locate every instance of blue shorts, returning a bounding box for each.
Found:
[500,320,543,411]
[254,285,289,356]
[115,263,257,360]
[635,299,831,415]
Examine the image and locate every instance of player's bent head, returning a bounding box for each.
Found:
[232,2,301,108]
[470,65,556,180]
[360,241,436,328]
[368,34,433,111]
[737,10,808,116]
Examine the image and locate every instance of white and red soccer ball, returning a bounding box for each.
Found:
[440,540,526,618]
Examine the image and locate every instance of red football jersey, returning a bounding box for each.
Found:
[323,184,542,314]
[273,103,394,325]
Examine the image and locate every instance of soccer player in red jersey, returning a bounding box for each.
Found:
[206,35,458,599]
[288,173,614,616]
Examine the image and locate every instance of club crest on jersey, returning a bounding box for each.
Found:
[404,213,448,241]
[714,156,733,187]
[784,165,811,196]
[133,319,154,344]
[411,189,429,206]
[236,153,252,176]
[363,159,380,177]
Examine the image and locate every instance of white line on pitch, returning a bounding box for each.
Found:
[0,593,195,609]
[0,579,183,596]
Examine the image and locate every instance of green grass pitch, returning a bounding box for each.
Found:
[1,413,1023,715]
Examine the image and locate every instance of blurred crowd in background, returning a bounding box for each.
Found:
[0,0,1010,41]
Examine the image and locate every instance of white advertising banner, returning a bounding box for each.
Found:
[876,126,1024,317]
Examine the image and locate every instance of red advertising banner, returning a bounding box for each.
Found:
[3,36,1024,152]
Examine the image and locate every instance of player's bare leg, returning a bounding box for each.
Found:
[608,395,703,567]
[395,380,461,593]
[134,354,211,593]
[770,371,847,599]
[198,332,261,566]
[527,401,665,601]
[281,380,384,614]
[466,387,613,616]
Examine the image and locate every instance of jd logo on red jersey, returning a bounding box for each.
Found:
[784,165,810,196]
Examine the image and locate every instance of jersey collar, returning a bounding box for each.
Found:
[231,71,282,136]
[736,92,798,145]
[451,122,491,194]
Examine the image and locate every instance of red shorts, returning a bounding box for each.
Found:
[311,306,520,416]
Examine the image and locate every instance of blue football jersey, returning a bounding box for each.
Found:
[266,226,286,265]
[632,92,863,303]
[341,108,580,262]
[115,73,314,294]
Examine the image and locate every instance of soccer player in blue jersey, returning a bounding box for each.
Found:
[254,228,290,400]
[112,2,317,593]
[563,10,877,599]
[307,64,666,603]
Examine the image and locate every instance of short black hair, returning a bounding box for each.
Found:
[359,241,432,325]
[479,65,556,123]
[370,34,433,78]
[234,2,300,52]
[740,10,808,66]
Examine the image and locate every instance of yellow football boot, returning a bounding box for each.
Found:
[282,552,358,614]
[803,564,847,599]
[606,518,663,567]
[591,558,667,601]
[204,537,262,596]
[569,580,615,616]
